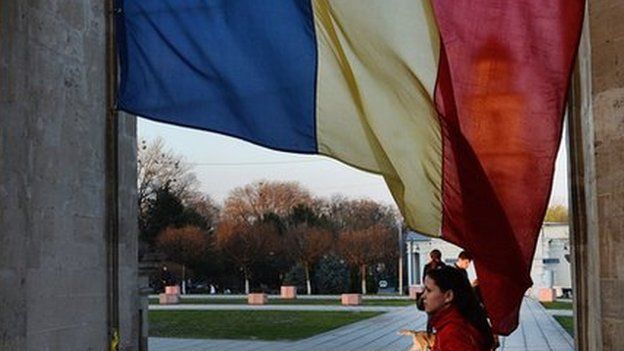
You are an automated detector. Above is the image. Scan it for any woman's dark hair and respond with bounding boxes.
[426,266,494,349]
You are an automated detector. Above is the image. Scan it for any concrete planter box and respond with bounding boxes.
[538,288,556,302]
[159,285,181,304]
[409,285,423,300]
[341,293,362,306]
[158,293,179,304]
[165,285,180,295]
[280,286,297,299]
[248,293,268,305]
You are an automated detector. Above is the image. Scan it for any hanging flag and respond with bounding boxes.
[116,0,584,334]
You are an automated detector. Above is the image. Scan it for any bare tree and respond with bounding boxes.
[137,137,200,212]
[186,194,221,228]
[330,198,399,294]
[287,223,333,294]
[216,219,279,294]
[222,180,313,224]
[338,225,393,294]
[156,226,210,293]
[157,226,209,263]
[326,197,398,231]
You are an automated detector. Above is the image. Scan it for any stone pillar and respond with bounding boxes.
[0,2,138,350]
[569,1,624,350]
[398,226,403,295]
[406,242,413,286]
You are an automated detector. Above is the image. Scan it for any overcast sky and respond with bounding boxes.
[137,117,569,208]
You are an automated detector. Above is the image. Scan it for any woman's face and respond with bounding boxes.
[422,275,453,315]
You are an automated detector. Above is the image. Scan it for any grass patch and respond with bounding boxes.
[554,316,574,336]
[149,298,247,305]
[541,301,573,310]
[149,297,413,306]
[361,299,414,306]
[149,310,382,340]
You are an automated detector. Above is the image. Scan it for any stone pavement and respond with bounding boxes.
[547,309,574,317]
[499,299,573,351]
[149,298,574,351]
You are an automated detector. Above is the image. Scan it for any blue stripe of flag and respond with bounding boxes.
[116,0,318,153]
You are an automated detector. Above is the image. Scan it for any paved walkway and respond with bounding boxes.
[547,309,574,317]
[149,298,573,351]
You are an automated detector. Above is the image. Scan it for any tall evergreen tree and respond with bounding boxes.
[139,185,186,246]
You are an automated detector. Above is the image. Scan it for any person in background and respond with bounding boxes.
[422,266,495,351]
[454,250,473,281]
[423,249,446,279]
[160,265,176,291]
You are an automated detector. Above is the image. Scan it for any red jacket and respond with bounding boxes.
[430,306,490,351]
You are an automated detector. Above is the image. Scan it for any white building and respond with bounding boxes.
[404,231,478,285]
[530,223,572,297]
[405,222,571,298]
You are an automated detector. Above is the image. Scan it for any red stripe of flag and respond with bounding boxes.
[431,0,585,335]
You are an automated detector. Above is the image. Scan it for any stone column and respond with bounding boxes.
[0,2,138,350]
[406,242,413,286]
[569,0,624,350]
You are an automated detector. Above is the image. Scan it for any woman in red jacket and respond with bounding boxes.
[422,266,495,351]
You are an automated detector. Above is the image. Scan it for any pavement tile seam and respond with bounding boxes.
[370,314,426,350]
[524,302,553,349]
[334,311,425,351]
[536,300,574,349]
[346,310,427,350]
[288,310,407,350]
[293,308,418,350]
[527,299,573,348]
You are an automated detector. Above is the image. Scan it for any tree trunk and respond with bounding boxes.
[244,269,250,294]
[181,265,186,295]
[305,263,312,295]
[360,264,367,295]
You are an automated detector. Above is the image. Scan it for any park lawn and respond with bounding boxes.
[361,299,414,306]
[149,298,247,305]
[554,316,574,336]
[149,298,413,306]
[149,310,382,340]
[541,301,573,310]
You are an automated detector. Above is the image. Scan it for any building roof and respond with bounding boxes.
[405,230,432,242]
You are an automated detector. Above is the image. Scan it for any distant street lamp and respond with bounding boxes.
[397,222,403,295]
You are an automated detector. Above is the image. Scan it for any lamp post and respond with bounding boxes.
[406,241,413,287]
[398,223,403,295]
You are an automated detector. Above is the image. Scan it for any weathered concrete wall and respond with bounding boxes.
[119,110,140,351]
[0,2,138,351]
[571,0,624,350]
